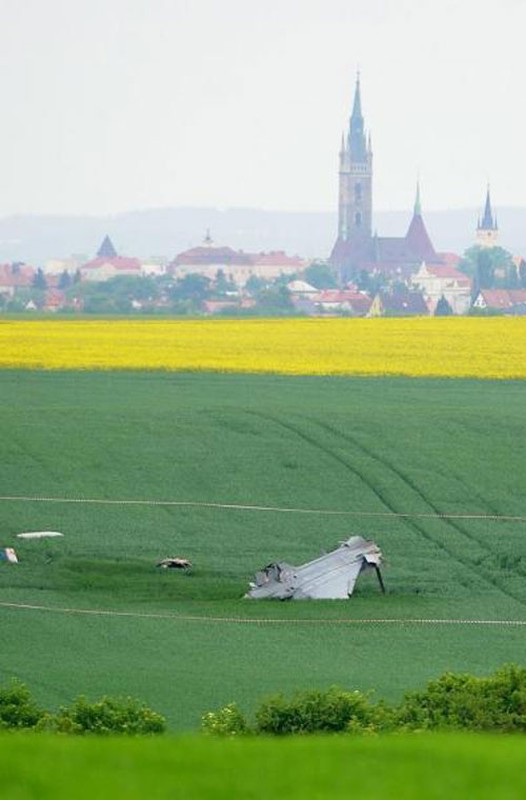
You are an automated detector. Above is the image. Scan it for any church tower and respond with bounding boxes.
[338,74,373,244]
[476,186,498,248]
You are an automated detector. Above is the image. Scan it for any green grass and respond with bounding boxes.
[0,371,525,729]
[2,733,526,799]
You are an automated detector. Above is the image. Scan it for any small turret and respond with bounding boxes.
[476,185,499,248]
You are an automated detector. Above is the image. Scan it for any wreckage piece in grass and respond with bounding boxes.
[246,536,384,600]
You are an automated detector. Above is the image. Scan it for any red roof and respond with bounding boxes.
[437,252,461,268]
[478,289,526,308]
[0,263,35,287]
[82,256,141,272]
[172,246,251,267]
[250,251,304,267]
[420,263,471,284]
[405,213,437,262]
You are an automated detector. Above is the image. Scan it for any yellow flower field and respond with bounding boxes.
[0,317,525,379]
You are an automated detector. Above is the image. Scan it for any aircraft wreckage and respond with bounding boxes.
[246,536,384,600]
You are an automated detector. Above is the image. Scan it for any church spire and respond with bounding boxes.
[351,72,363,121]
[348,72,367,162]
[414,180,422,216]
[480,185,497,230]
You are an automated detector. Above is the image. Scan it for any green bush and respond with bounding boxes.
[396,664,526,732]
[52,695,166,735]
[0,680,46,730]
[254,687,385,735]
[201,703,248,736]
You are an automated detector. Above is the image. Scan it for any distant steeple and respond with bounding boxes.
[414,181,422,216]
[480,185,497,230]
[204,228,213,246]
[97,235,117,258]
[351,71,363,120]
[476,185,499,247]
[348,72,367,162]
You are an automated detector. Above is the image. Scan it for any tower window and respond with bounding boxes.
[354,183,362,202]
[355,212,362,227]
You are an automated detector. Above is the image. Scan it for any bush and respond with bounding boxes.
[0,680,46,730]
[396,664,526,732]
[254,687,385,735]
[201,703,248,736]
[52,695,166,735]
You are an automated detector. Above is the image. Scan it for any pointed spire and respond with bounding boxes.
[351,71,363,120]
[204,228,213,246]
[480,185,496,230]
[348,71,367,162]
[97,235,117,258]
[414,181,422,216]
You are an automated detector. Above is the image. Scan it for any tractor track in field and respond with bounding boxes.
[244,410,525,607]
[307,416,526,606]
[2,600,526,627]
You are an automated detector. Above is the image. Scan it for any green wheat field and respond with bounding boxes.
[1,369,526,798]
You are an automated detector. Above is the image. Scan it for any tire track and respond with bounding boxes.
[310,417,526,604]
[244,410,524,606]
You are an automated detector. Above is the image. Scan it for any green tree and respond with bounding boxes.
[170,274,212,303]
[435,295,453,316]
[58,270,72,290]
[32,268,47,290]
[214,269,237,296]
[459,245,515,293]
[303,261,338,289]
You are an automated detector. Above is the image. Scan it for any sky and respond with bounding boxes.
[0,0,525,216]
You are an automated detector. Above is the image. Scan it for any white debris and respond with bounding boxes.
[17,531,64,540]
[1,547,19,564]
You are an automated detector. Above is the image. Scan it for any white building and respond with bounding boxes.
[411,261,472,315]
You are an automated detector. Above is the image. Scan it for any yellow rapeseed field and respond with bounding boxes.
[0,317,525,379]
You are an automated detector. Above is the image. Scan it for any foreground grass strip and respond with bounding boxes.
[1,733,526,800]
[1,317,526,377]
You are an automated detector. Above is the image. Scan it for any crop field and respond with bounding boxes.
[1,317,526,378]
[1,370,526,729]
[2,733,526,800]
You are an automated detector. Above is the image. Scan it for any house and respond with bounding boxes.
[368,287,429,317]
[0,263,35,297]
[472,289,526,314]
[80,236,142,282]
[312,289,372,316]
[411,262,471,315]
[168,233,306,287]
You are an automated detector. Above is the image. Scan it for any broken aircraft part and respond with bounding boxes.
[246,536,384,600]
[156,558,193,570]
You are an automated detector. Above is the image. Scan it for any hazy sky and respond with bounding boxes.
[0,0,524,216]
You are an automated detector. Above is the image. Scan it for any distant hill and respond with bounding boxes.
[0,206,525,266]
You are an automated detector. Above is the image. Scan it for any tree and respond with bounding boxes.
[214,269,237,296]
[459,245,515,293]
[58,270,72,290]
[170,274,211,304]
[32,268,47,290]
[435,295,453,316]
[303,261,337,289]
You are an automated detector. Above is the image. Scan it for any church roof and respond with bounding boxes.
[405,212,438,263]
[97,235,118,258]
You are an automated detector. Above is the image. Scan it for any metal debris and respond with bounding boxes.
[246,536,384,600]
